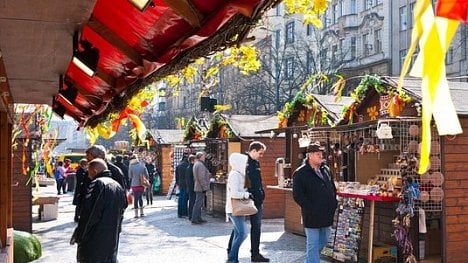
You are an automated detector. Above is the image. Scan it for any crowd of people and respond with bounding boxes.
[53,139,336,263]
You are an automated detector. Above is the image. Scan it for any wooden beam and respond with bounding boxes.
[0,111,10,248]
[87,17,143,66]
[162,0,204,28]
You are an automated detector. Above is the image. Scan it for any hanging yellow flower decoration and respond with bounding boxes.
[284,0,330,29]
[367,106,379,121]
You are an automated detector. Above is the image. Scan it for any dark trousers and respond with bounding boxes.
[228,204,263,256]
[177,188,188,217]
[145,182,154,205]
[187,190,196,220]
[56,178,64,194]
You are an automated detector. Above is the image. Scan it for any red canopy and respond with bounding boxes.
[53,0,275,126]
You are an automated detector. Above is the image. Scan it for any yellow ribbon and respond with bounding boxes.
[398,0,462,174]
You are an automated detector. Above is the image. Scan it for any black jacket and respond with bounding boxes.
[107,161,127,190]
[72,170,127,263]
[185,163,195,193]
[145,162,156,183]
[72,166,87,206]
[176,159,189,191]
[246,154,265,207]
[292,162,337,228]
[114,161,129,190]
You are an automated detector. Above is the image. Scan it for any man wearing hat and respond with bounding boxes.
[292,141,337,263]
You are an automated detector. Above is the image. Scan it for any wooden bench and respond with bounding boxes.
[32,196,60,221]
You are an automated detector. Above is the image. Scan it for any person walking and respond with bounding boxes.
[176,153,189,218]
[128,155,149,218]
[145,156,156,205]
[227,141,269,262]
[293,141,337,263]
[114,155,130,191]
[54,161,66,195]
[185,154,196,221]
[70,158,127,263]
[72,159,88,222]
[225,153,252,263]
[191,151,210,224]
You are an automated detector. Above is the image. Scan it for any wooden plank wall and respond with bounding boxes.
[241,137,286,219]
[0,112,12,248]
[12,138,32,232]
[160,145,173,195]
[442,117,468,263]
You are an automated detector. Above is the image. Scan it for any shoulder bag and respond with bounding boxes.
[231,198,258,216]
[140,175,150,188]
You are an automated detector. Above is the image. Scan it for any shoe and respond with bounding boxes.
[251,254,270,262]
[191,221,202,225]
[199,219,207,223]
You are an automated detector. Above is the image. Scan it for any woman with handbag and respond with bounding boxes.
[225,152,254,263]
[128,155,149,218]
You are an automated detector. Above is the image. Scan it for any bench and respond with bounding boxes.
[32,196,60,221]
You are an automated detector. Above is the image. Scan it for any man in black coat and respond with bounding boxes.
[185,154,196,221]
[85,145,127,190]
[175,153,189,218]
[293,142,337,263]
[70,158,127,263]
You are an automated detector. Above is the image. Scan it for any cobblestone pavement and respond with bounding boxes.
[30,186,322,263]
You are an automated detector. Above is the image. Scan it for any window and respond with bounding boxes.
[351,37,357,58]
[332,4,338,24]
[400,6,407,31]
[375,0,382,6]
[332,45,338,64]
[409,3,415,28]
[276,3,282,16]
[275,30,281,49]
[285,21,295,44]
[446,47,454,64]
[364,0,372,10]
[158,101,166,111]
[285,57,294,79]
[321,48,328,67]
[340,0,344,16]
[400,49,407,69]
[363,33,370,56]
[350,0,357,14]
[306,51,314,73]
[374,29,382,53]
[306,24,312,36]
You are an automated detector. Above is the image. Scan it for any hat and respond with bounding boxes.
[307,141,325,153]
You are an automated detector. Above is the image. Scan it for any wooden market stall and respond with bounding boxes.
[147,129,185,195]
[183,113,285,218]
[260,92,354,236]
[268,75,468,262]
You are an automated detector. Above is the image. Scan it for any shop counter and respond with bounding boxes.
[267,185,304,236]
[207,181,226,217]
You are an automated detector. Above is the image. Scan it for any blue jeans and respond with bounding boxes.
[304,227,330,263]
[177,188,188,217]
[227,213,248,262]
[227,204,263,256]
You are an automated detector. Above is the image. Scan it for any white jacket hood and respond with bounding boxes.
[229,153,248,174]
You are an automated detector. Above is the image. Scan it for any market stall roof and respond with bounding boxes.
[313,94,354,120]
[0,0,279,126]
[386,77,468,116]
[148,129,184,144]
[223,114,283,138]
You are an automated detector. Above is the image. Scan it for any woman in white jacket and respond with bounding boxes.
[225,153,251,263]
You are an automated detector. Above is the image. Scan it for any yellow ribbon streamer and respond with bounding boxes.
[398,0,462,174]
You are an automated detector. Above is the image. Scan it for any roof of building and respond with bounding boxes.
[387,77,468,116]
[223,114,283,138]
[148,129,185,145]
[313,94,354,120]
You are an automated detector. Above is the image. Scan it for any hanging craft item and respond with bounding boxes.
[376,121,393,139]
[408,125,420,137]
[429,172,444,186]
[367,106,378,120]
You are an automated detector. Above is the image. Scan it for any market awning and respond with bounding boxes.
[51,0,279,127]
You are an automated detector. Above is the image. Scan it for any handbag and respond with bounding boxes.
[231,198,258,216]
[140,175,150,188]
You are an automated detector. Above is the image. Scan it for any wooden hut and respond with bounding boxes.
[257,92,354,236]
[148,129,185,195]
[183,113,285,219]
